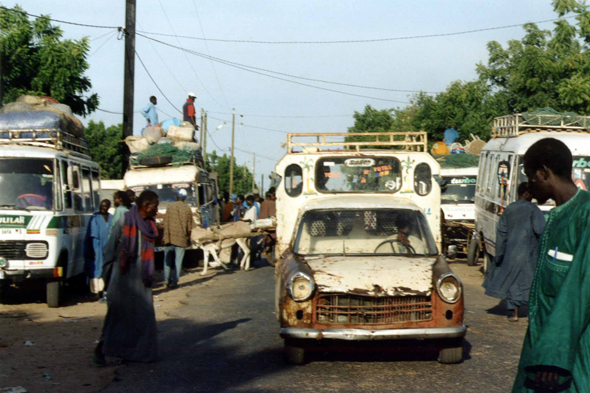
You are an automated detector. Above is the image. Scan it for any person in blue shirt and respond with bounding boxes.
[140,96,159,127]
[443,125,459,146]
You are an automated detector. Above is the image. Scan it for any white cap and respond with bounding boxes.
[177,189,188,199]
[188,92,196,97]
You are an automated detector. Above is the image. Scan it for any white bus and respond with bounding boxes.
[473,113,590,271]
[0,128,101,307]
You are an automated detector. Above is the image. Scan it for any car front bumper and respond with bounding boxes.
[280,326,466,341]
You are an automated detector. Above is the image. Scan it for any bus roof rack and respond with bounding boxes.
[0,128,91,159]
[287,132,428,153]
[493,113,590,137]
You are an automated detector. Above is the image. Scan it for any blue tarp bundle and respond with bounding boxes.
[0,110,64,131]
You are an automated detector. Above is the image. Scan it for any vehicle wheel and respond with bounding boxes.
[283,342,306,365]
[467,237,479,266]
[46,280,62,308]
[483,251,492,274]
[0,282,9,304]
[438,345,463,364]
[264,245,277,267]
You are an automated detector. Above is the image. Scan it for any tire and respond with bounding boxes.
[467,237,479,266]
[283,342,306,365]
[0,282,9,304]
[483,251,492,274]
[46,280,61,308]
[264,245,277,267]
[438,345,463,364]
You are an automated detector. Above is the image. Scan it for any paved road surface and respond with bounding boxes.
[101,260,527,392]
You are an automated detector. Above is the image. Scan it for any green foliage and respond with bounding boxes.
[85,121,122,179]
[206,150,259,195]
[0,5,98,116]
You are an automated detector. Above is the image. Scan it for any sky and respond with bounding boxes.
[3,0,559,189]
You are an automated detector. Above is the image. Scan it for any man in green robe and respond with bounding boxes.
[513,138,590,392]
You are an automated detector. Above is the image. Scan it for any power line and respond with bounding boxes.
[209,111,352,119]
[137,15,576,44]
[137,34,411,104]
[134,49,183,115]
[90,30,116,42]
[206,130,281,162]
[88,30,117,57]
[0,6,118,29]
[208,115,291,134]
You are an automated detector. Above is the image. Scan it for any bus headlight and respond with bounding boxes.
[288,272,315,302]
[0,257,7,269]
[436,273,462,303]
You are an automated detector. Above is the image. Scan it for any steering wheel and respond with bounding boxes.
[374,239,416,254]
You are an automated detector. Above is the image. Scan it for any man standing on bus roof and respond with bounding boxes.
[140,96,158,127]
[162,189,193,289]
[182,93,199,130]
[512,138,590,392]
[484,182,545,322]
[443,125,459,146]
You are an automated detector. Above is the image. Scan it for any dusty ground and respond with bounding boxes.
[0,266,218,393]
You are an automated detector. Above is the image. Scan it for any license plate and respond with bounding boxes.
[1,229,12,235]
[0,271,4,279]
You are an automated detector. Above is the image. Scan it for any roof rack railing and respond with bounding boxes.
[286,132,428,153]
[0,128,91,158]
[493,113,590,137]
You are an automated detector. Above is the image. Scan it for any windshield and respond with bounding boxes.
[0,158,54,211]
[129,183,197,208]
[315,157,402,193]
[441,176,476,204]
[293,208,438,256]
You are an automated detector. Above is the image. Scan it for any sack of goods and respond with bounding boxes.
[191,222,253,244]
[0,95,84,137]
[167,125,195,142]
[125,136,151,154]
[142,125,165,144]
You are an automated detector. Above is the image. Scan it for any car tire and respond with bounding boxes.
[46,280,61,308]
[467,237,479,266]
[483,251,492,275]
[283,342,305,365]
[438,345,463,364]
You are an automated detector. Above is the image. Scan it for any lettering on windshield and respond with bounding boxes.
[344,158,375,167]
[450,178,476,185]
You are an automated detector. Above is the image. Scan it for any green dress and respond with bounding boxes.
[513,189,590,392]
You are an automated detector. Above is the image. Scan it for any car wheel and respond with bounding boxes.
[483,251,492,274]
[46,280,62,308]
[467,237,479,266]
[438,345,463,364]
[283,341,306,365]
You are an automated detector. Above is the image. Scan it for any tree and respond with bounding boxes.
[206,150,258,195]
[85,121,122,179]
[0,6,98,115]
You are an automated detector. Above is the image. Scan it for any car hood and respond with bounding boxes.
[306,256,436,297]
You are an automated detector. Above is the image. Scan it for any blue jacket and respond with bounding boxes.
[140,103,159,126]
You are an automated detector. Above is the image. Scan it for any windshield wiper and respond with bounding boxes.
[0,204,29,212]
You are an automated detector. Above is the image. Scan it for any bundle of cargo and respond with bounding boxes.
[0,95,84,137]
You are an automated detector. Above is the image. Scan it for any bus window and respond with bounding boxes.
[497,160,511,200]
[285,164,303,197]
[82,168,93,212]
[54,160,63,211]
[71,164,84,213]
[61,161,72,209]
[91,170,100,207]
[414,163,432,196]
[315,157,402,193]
[486,155,495,194]
[477,153,487,193]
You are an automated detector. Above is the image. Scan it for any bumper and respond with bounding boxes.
[280,326,466,341]
[0,268,58,281]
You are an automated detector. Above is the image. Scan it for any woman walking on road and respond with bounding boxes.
[94,191,160,365]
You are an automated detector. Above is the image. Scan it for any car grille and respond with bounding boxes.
[315,293,432,325]
[0,241,26,259]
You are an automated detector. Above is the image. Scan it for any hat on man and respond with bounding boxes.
[188,92,196,98]
[177,189,188,199]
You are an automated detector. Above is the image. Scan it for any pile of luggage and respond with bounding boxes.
[125,118,202,167]
[0,95,84,137]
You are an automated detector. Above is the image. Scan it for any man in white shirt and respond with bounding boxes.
[241,195,260,268]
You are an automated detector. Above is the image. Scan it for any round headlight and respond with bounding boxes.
[0,257,7,268]
[288,272,314,302]
[436,273,462,303]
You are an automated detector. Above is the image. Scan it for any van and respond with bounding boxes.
[472,113,590,271]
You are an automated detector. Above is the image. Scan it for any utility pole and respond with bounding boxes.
[203,112,208,164]
[252,153,256,192]
[199,108,204,144]
[261,174,264,196]
[229,109,235,195]
[122,0,136,177]
[0,52,4,107]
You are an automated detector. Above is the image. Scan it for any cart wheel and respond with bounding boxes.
[467,237,479,266]
[483,251,492,274]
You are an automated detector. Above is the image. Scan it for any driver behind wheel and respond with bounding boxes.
[396,219,413,253]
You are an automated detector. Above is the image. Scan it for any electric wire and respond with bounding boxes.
[90,30,116,42]
[88,30,117,57]
[209,111,352,119]
[137,34,411,104]
[208,115,291,134]
[0,6,118,29]
[137,15,576,44]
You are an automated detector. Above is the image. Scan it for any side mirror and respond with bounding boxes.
[433,174,448,189]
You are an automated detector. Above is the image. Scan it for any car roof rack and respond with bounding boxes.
[286,132,428,153]
[0,128,91,159]
[493,113,590,137]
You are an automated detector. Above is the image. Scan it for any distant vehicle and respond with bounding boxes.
[473,112,590,272]
[440,164,478,259]
[0,122,101,307]
[124,160,218,249]
[99,179,124,215]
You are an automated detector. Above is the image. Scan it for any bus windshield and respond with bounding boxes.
[441,176,476,204]
[129,183,197,208]
[315,157,402,193]
[0,158,54,211]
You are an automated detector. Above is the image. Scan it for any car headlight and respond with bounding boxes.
[26,243,48,259]
[0,257,7,268]
[288,272,315,302]
[436,273,462,303]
